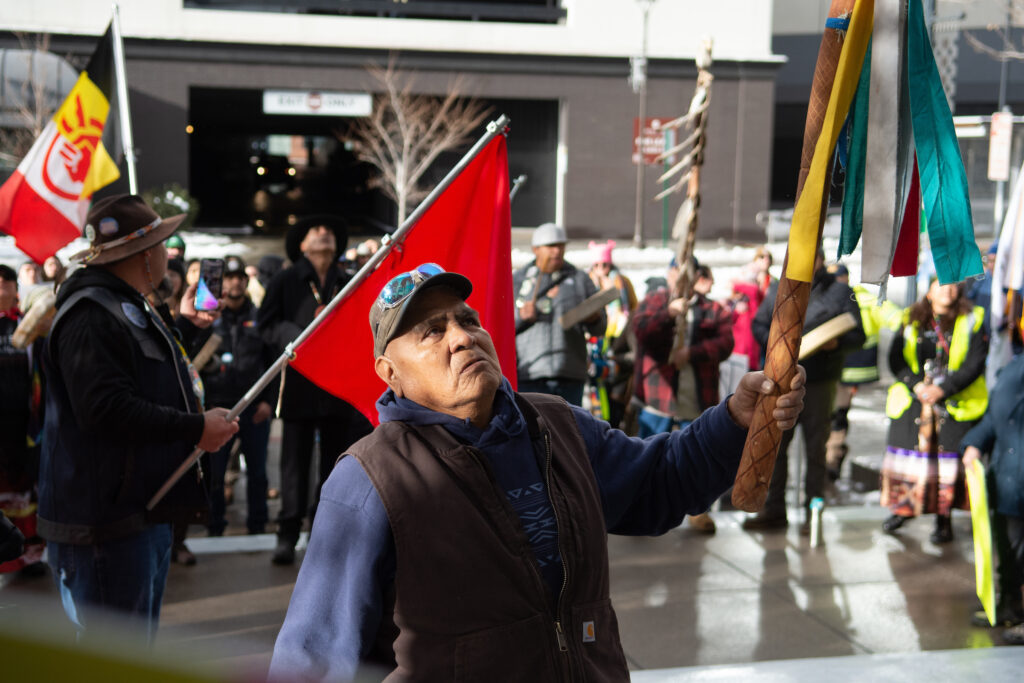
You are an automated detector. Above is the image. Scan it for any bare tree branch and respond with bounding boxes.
[962,1,1024,63]
[0,32,57,162]
[337,53,493,225]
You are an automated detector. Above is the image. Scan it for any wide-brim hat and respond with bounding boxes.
[370,265,473,357]
[286,215,348,263]
[72,194,184,266]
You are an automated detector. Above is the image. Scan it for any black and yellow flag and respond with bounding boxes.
[0,23,122,262]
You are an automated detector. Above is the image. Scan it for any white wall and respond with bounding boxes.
[2,0,778,63]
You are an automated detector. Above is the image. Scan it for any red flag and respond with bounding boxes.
[0,25,122,263]
[290,135,514,425]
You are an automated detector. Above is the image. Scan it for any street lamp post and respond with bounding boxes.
[631,0,654,249]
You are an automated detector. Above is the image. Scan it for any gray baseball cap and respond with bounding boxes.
[369,263,473,357]
[531,222,568,247]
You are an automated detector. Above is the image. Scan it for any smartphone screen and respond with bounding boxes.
[195,258,224,311]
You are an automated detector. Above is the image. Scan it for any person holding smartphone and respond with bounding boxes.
[37,195,239,640]
[181,256,274,537]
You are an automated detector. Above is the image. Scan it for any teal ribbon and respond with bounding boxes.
[907,0,982,283]
[840,37,872,259]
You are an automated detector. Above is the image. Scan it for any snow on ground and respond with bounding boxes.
[1,231,251,273]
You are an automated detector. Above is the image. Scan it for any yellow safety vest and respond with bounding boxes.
[885,306,988,422]
[853,285,882,346]
[840,286,884,384]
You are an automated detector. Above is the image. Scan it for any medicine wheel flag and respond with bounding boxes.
[0,24,122,264]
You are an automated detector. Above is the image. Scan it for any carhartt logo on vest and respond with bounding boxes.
[583,621,596,643]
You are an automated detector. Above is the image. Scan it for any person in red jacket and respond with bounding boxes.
[729,246,774,370]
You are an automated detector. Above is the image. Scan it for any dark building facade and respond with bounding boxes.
[2,2,782,242]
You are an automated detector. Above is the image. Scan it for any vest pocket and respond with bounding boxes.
[570,599,630,682]
[453,613,552,681]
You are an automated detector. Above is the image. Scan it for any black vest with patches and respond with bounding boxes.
[38,286,207,544]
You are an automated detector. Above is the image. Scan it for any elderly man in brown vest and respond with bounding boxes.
[270,263,806,682]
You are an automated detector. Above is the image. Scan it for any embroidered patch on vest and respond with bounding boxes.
[582,621,595,643]
[121,302,148,329]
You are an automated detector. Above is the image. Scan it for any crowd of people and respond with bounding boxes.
[507,226,1022,648]
[1,197,1023,676]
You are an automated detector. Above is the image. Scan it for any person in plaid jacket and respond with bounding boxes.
[631,262,734,533]
[633,261,734,432]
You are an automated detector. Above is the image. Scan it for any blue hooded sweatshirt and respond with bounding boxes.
[270,378,747,682]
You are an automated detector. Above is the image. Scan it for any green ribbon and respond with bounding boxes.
[840,37,872,258]
[907,0,982,283]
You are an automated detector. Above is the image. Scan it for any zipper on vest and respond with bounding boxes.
[544,431,572,658]
[554,619,569,652]
[145,300,193,411]
[145,301,203,482]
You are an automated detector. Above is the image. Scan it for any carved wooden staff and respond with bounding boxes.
[657,39,713,365]
[732,0,857,511]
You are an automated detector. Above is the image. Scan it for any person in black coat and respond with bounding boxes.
[258,216,373,565]
[180,256,276,537]
[38,195,238,640]
[962,352,1024,640]
[742,250,865,532]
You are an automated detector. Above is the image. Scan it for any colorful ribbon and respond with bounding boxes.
[787,0,874,282]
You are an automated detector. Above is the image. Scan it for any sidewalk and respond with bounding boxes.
[612,507,1000,672]
[3,505,1015,681]
[5,230,1004,678]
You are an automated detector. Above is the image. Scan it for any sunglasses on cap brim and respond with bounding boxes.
[375,263,445,310]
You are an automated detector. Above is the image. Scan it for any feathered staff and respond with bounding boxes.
[659,39,713,393]
[732,0,982,511]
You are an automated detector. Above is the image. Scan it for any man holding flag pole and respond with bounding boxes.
[38,194,238,641]
[241,115,803,680]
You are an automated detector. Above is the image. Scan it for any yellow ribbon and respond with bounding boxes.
[786,0,875,282]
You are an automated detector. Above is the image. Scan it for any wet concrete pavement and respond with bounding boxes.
[3,235,1018,678]
[3,503,1018,680]
[3,363,1015,680]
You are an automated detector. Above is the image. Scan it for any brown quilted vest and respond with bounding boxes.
[348,392,630,682]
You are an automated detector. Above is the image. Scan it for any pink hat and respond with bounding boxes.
[588,239,615,265]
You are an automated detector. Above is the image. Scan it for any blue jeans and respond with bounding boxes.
[517,378,585,407]
[208,403,270,535]
[48,523,172,643]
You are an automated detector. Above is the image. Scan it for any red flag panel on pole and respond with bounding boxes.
[289,135,514,425]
